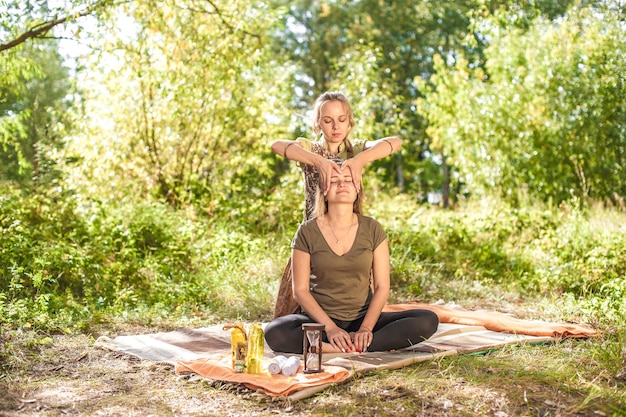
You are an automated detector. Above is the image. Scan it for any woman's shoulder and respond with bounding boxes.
[358,214,386,234]
[357,213,381,227]
[295,137,313,151]
[302,217,318,226]
[350,138,368,152]
[293,218,322,248]
[357,214,387,245]
[297,217,320,233]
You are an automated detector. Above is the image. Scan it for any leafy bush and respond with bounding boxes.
[2,181,624,331]
[373,193,625,326]
[0,181,292,329]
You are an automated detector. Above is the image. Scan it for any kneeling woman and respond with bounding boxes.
[265,168,438,354]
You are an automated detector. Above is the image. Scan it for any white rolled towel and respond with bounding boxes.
[267,355,287,375]
[280,355,301,376]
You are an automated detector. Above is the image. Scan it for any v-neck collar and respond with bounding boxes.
[315,213,360,257]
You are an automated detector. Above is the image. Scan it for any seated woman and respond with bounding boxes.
[264,167,438,354]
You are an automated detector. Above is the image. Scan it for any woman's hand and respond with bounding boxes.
[325,326,355,353]
[352,327,373,353]
[315,157,342,195]
[341,157,365,192]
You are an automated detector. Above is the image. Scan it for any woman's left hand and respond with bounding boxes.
[341,158,365,192]
[352,328,373,353]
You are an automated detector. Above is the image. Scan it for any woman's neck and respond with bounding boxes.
[325,204,355,225]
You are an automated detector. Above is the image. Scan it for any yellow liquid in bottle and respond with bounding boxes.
[246,323,264,374]
[229,322,247,373]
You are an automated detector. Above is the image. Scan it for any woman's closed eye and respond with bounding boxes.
[322,117,347,124]
[330,177,353,185]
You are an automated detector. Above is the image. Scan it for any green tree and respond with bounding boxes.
[419,4,626,205]
[272,0,579,200]
[61,0,293,214]
[1,0,116,188]
[0,43,73,186]
[274,0,478,195]
[0,0,111,52]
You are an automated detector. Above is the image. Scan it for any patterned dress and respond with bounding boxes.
[273,137,366,318]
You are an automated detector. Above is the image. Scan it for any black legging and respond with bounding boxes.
[264,309,439,354]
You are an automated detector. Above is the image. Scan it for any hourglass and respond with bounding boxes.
[302,323,325,373]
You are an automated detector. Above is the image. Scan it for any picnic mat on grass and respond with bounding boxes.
[95,303,597,400]
[382,302,597,338]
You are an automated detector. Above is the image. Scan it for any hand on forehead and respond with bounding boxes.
[331,167,354,182]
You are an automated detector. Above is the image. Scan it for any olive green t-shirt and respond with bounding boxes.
[291,214,387,321]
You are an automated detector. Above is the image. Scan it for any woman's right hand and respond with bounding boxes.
[325,326,354,353]
[315,157,342,195]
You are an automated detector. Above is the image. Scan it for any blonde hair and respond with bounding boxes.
[311,92,356,158]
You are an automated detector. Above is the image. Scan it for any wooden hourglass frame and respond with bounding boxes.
[302,323,325,373]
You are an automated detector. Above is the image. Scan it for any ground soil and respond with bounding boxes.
[1,325,303,417]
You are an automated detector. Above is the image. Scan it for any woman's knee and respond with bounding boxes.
[264,321,301,353]
[423,310,439,336]
[404,309,439,338]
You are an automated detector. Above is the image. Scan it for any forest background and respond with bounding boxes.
[1,1,626,416]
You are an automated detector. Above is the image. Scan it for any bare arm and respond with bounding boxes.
[352,239,391,352]
[271,140,318,165]
[341,136,403,191]
[271,140,342,195]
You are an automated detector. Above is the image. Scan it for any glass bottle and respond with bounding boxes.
[246,322,264,374]
[224,322,247,373]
